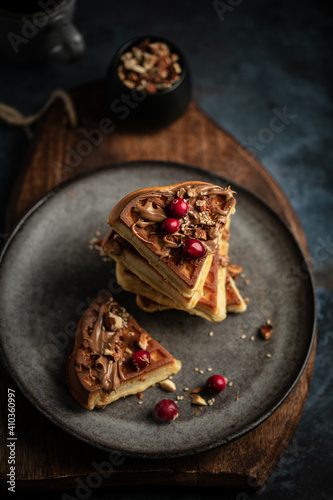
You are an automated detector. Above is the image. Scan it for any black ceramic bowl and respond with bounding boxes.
[105,35,192,129]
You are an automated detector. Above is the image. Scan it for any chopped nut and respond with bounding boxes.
[227,264,243,277]
[159,379,176,392]
[127,71,139,82]
[260,324,273,340]
[199,370,204,375]
[132,46,143,62]
[138,401,143,405]
[195,228,207,240]
[184,387,189,391]
[146,81,157,93]
[228,381,233,387]
[109,312,123,330]
[123,58,137,70]
[155,82,172,90]
[244,279,250,285]
[173,62,182,74]
[192,395,207,406]
[250,336,255,341]
[267,319,272,325]
[191,387,202,394]
[240,273,246,278]
[137,392,143,399]
[241,334,246,339]
[171,53,179,62]
[177,187,186,198]
[132,64,145,74]
[136,79,148,91]
[207,400,214,406]
[235,391,240,402]
[199,212,215,225]
[124,347,132,355]
[244,297,250,303]
[266,353,272,358]
[224,377,228,384]
[104,349,114,356]
[137,332,149,350]
[123,79,136,89]
[142,52,158,70]
[194,367,199,372]
[120,51,132,61]
[207,368,213,372]
[176,395,184,401]
[209,331,214,337]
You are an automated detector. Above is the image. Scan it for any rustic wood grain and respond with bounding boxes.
[1,81,316,493]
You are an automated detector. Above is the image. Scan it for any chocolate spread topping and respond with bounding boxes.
[72,294,174,397]
[130,183,235,259]
[75,296,129,393]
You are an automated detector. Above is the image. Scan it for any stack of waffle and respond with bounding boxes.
[103,181,247,322]
[67,181,247,410]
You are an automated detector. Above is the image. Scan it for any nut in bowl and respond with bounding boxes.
[105,35,192,129]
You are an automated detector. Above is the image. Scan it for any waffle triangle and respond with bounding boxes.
[66,293,181,410]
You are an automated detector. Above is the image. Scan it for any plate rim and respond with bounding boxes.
[0,160,317,458]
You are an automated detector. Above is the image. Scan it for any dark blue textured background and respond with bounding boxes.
[0,0,332,499]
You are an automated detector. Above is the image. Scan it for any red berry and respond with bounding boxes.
[153,399,179,422]
[132,350,150,369]
[182,238,206,259]
[206,375,226,394]
[160,217,179,234]
[168,198,188,219]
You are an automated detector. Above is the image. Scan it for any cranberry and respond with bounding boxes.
[153,399,179,422]
[182,238,206,259]
[132,350,150,370]
[168,198,188,219]
[160,217,179,234]
[206,375,226,394]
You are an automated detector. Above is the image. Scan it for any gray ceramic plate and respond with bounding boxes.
[0,161,316,458]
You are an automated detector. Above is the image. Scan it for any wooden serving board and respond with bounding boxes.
[1,81,316,492]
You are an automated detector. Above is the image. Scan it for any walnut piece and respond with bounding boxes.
[260,324,273,340]
[195,228,207,240]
